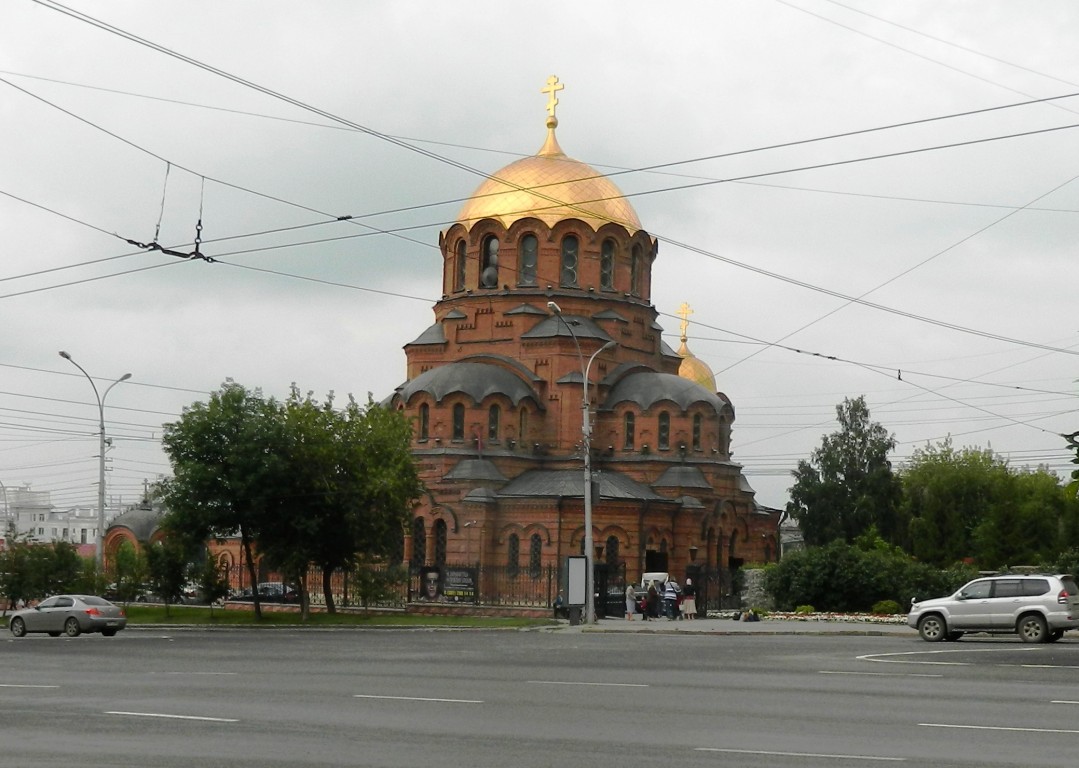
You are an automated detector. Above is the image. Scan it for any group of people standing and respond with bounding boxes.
[625,577,697,620]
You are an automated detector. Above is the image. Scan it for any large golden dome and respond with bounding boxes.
[457,119,642,233]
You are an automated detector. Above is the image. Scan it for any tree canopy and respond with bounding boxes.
[159,381,421,617]
[786,396,903,547]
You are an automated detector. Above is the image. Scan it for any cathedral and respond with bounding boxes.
[388,78,779,612]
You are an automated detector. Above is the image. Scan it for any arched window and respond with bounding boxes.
[454,239,466,292]
[433,519,448,566]
[411,517,426,568]
[419,403,429,441]
[560,235,579,287]
[692,413,701,451]
[600,239,615,290]
[519,408,528,443]
[488,404,500,442]
[605,536,619,568]
[452,403,465,440]
[623,412,635,450]
[658,412,670,450]
[519,234,538,286]
[480,235,499,288]
[508,533,520,577]
[529,533,542,578]
[630,244,642,295]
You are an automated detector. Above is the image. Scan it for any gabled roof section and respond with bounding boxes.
[406,322,447,346]
[443,308,467,319]
[521,314,614,343]
[445,459,508,482]
[505,303,548,316]
[593,309,629,323]
[653,466,712,489]
[497,469,665,501]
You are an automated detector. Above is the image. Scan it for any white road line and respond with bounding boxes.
[920,723,1079,734]
[526,680,648,687]
[106,711,238,723]
[162,671,238,676]
[819,671,943,678]
[696,747,905,761]
[353,694,483,704]
[0,684,60,688]
[1051,700,1079,705]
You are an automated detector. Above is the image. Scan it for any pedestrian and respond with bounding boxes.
[681,578,697,619]
[646,581,660,620]
[625,583,637,620]
[663,577,681,620]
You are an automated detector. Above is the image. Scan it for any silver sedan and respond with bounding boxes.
[8,594,127,638]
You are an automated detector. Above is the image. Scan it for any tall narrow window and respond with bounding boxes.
[630,244,642,295]
[519,234,538,286]
[419,403,429,441]
[508,533,520,577]
[454,239,466,292]
[411,517,426,568]
[560,235,579,287]
[434,519,448,566]
[480,235,499,288]
[488,404,500,442]
[600,239,615,290]
[692,413,701,451]
[606,536,619,568]
[658,411,670,450]
[519,408,528,443]
[452,403,465,440]
[623,412,635,450]
[529,534,542,578]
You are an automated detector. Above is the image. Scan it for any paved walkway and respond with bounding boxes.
[572,615,916,636]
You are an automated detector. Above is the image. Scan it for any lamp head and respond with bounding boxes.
[600,340,617,353]
[58,350,72,360]
[120,373,132,382]
[547,301,562,314]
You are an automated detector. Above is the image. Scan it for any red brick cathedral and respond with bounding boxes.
[388,77,778,609]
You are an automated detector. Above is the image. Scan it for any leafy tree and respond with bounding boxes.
[786,396,903,547]
[0,537,88,611]
[112,541,147,603]
[257,389,422,615]
[144,539,189,616]
[159,381,289,620]
[1066,430,1079,501]
[192,554,230,616]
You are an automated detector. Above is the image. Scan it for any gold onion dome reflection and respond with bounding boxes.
[456,117,642,232]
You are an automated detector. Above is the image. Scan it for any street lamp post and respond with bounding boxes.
[548,301,617,624]
[58,351,131,569]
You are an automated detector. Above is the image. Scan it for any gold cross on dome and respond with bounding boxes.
[677,302,694,339]
[541,75,564,118]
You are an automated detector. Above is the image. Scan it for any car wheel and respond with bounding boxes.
[918,614,947,642]
[1047,629,1064,643]
[10,617,26,638]
[63,617,82,638]
[1018,614,1048,643]
[945,631,964,642]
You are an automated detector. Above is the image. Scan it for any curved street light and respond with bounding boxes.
[548,301,617,624]
[59,351,131,569]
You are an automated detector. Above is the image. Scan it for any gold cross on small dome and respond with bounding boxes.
[541,75,564,119]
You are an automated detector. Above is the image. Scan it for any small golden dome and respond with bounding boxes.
[456,106,641,232]
[678,340,717,392]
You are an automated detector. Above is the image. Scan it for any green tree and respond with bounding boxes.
[786,396,903,547]
[112,541,147,603]
[0,537,88,611]
[159,381,289,620]
[144,539,189,616]
[192,554,230,616]
[257,389,421,615]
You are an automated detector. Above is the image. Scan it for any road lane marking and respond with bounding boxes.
[526,680,648,687]
[353,695,483,704]
[696,748,904,761]
[1051,700,1079,705]
[106,711,238,722]
[819,671,943,678]
[162,671,238,676]
[0,684,60,688]
[920,723,1079,734]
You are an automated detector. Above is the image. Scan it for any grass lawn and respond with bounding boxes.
[121,604,556,629]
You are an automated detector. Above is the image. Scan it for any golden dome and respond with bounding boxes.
[675,302,716,391]
[456,119,642,233]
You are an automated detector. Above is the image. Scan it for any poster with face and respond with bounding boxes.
[420,566,442,601]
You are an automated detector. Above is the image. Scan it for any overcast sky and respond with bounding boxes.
[2,0,1077,514]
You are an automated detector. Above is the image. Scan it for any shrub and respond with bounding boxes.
[794,604,815,614]
[871,599,902,615]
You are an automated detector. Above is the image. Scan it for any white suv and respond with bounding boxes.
[908,574,1079,643]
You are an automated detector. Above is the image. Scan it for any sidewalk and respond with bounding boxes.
[573,615,916,636]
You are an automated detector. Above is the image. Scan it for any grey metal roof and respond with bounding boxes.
[456,354,543,383]
[660,339,680,358]
[653,465,712,489]
[443,309,467,319]
[677,495,705,509]
[739,475,757,495]
[505,303,548,316]
[445,459,508,482]
[463,487,500,503]
[497,469,665,501]
[593,309,629,323]
[521,314,614,343]
[603,371,729,413]
[395,362,540,407]
[108,505,163,542]
[407,322,447,346]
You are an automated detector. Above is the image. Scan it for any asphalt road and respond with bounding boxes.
[3,626,1079,767]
